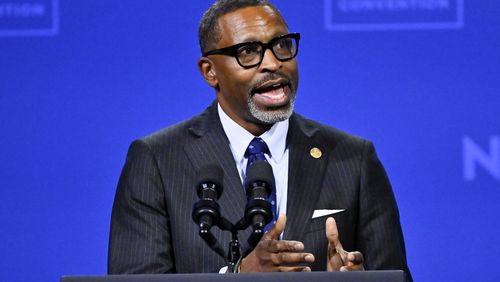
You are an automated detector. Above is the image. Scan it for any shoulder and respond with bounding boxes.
[128,108,208,157]
[141,118,193,147]
[291,113,371,150]
[120,118,193,165]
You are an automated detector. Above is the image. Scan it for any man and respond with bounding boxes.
[108,0,411,279]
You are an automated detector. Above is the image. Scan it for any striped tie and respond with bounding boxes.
[245,137,277,231]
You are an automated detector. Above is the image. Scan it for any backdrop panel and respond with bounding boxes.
[0,1,498,281]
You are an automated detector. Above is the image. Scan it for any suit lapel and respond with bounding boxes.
[183,103,247,226]
[284,114,330,241]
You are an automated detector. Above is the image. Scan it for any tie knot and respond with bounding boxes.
[245,137,270,157]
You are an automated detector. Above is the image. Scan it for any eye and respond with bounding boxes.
[275,38,293,50]
[237,44,260,56]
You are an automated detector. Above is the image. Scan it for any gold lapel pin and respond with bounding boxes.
[310,147,322,159]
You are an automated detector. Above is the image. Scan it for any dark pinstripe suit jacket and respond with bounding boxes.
[108,103,411,278]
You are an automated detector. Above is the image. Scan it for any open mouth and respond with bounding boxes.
[251,80,291,107]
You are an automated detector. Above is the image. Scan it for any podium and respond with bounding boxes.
[62,271,405,282]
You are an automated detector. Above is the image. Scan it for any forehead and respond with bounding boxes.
[217,6,288,46]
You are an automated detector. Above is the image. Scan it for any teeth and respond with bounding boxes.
[260,87,285,100]
[269,92,285,100]
[272,83,281,88]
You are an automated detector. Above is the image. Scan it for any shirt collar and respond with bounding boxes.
[218,103,288,163]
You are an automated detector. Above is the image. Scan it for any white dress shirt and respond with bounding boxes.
[217,103,289,221]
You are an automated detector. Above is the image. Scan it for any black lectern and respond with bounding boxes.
[62,271,405,282]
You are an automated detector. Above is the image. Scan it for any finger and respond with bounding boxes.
[325,217,343,249]
[340,264,364,271]
[267,240,304,253]
[326,250,345,272]
[271,252,315,265]
[264,214,286,240]
[277,266,312,272]
[347,251,364,265]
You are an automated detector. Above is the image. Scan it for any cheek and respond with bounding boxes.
[221,70,256,93]
[286,61,299,88]
[215,58,254,89]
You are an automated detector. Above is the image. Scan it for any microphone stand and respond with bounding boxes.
[206,217,252,273]
[193,161,272,272]
[195,213,263,273]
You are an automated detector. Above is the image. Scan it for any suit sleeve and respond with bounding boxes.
[108,139,174,274]
[357,141,412,281]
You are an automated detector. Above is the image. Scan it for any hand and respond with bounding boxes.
[326,217,364,271]
[240,214,315,272]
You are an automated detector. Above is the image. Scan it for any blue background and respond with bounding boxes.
[1,1,499,281]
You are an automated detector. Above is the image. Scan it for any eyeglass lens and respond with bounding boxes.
[236,36,297,67]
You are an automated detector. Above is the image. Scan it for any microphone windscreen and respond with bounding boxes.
[246,161,274,189]
[196,164,224,195]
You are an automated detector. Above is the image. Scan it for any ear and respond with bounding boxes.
[198,57,218,88]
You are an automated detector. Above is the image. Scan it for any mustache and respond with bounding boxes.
[250,71,293,94]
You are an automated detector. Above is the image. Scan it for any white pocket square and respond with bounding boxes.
[312,209,345,219]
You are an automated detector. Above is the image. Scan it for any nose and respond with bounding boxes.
[259,48,281,72]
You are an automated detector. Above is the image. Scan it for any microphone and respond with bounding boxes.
[245,160,274,247]
[192,164,223,240]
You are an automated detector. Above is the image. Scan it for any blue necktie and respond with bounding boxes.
[245,137,277,232]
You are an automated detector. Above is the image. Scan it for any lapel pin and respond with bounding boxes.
[310,147,322,159]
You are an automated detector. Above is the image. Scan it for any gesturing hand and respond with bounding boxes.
[326,217,365,271]
[240,214,315,272]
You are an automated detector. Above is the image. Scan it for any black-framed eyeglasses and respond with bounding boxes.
[203,33,300,68]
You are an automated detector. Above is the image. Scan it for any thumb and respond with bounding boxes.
[263,214,286,240]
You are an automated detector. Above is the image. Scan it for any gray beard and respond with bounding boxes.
[248,94,296,124]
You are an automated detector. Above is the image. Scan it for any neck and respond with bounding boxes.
[243,122,272,136]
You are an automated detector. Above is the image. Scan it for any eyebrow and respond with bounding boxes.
[233,33,289,45]
[235,37,260,44]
